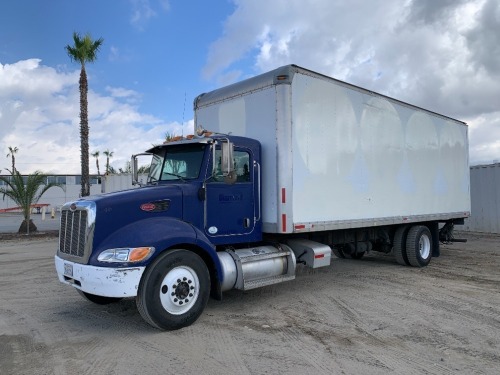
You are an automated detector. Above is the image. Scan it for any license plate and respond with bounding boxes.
[64,263,73,277]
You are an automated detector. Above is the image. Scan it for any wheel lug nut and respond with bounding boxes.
[185,299,189,303]
[188,280,192,284]
[189,293,193,297]
[177,279,181,283]
[183,277,187,281]
[179,301,183,305]
[174,298,178,302]
[172,285,177,289]
[190,286,194,290]
[171,292,175,296]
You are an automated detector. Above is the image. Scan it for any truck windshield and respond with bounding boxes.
[148,144,206,183]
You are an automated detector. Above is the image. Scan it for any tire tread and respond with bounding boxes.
[393,226,410,266]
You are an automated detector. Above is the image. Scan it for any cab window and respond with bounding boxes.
[212,149,251,183]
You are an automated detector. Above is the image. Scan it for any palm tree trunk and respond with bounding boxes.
[80,66,90,197]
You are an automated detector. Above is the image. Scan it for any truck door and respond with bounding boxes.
[205,147,257,240]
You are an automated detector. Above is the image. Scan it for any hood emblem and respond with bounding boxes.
[140,199,170,213]
[140,203,156,212]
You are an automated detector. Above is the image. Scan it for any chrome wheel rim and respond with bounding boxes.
[159,266,199,315]
[419,235,431,259]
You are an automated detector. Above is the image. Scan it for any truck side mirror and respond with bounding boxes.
[131,155,140,185]
[217,139,237,184]
[131,153,152,186]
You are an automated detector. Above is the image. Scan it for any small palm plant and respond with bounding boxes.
[0,171,63,234]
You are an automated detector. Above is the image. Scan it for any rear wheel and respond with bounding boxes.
[343,243,366,259]
[77,290,122,305]
[348,251,365,259]
[406,225,432,267]
[136,249,210,330]
[393,226,410,266]
[331,246,346,258]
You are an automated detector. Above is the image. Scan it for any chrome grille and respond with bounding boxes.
[59,209,88,257]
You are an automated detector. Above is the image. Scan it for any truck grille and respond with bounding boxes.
[59,209,88,257]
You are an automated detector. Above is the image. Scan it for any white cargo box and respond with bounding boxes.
[195,65,470,234]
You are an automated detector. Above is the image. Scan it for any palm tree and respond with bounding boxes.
[118,161,132,174]
[92,151,101,175]
[0,171,62,234]
[65,32,104,197]
[6,146,19,174]
[103,149,114,174]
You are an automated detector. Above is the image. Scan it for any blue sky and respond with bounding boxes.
[1,0,499,174]
[1,0,233,122]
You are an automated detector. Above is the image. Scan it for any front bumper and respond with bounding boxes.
[55,255,146,298]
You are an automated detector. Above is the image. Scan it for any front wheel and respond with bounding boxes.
[136,249,210,330]
[406,225,432,267]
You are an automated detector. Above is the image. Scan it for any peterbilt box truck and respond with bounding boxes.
[55,65,470,330]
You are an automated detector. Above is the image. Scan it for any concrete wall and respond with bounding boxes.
[462,163,500,234]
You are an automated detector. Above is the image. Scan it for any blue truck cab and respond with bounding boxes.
[55,133,299,330]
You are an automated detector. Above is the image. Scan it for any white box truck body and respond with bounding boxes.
[194,64,470,234]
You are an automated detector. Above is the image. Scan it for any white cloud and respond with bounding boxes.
[468,111,500,165]
[203,0,500,164]
[105,86,142,103]
[129,0,171,30]
[0,59,187,175]
[130,0,157,29]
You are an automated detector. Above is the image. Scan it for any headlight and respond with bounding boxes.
[98,247,155,263]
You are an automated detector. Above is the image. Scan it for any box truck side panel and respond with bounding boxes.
[289,72,470,228]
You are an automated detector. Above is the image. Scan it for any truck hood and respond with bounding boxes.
[81,185,184,248]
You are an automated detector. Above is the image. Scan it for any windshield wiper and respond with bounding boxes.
[162,172,186,183]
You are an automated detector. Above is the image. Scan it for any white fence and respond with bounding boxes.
[0,174,146,213]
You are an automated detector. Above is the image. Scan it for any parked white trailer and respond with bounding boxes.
[194,64,470,236]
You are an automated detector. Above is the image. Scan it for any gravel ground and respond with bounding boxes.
[0,232,499,374]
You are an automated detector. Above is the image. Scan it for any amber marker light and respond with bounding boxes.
[129,247,154,262]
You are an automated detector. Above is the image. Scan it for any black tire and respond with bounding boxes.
[406,225,432,267]
[136,249,210,330]
[77,290,123,305]
[393,226,410,266]
[343,243,365,259]
[349,251,365,259]
[331,246,346,258]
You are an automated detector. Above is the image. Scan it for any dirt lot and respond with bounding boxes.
[0,232,499,375]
